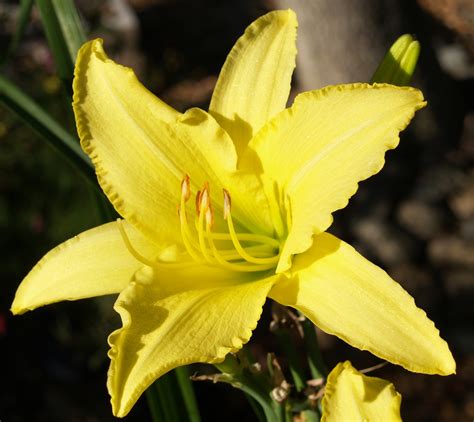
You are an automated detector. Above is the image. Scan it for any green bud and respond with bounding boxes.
[371,34,421,86]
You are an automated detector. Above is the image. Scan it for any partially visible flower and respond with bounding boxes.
[322,361,401,422]
[371,34,421,85]
[11,9,455,417]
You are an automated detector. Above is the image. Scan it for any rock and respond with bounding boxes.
[397,199,444,240]
[352,219,415,266]
[445,270,474,296]
[414,165,465,202]
[449,179,474,220]
[429,236,474,267]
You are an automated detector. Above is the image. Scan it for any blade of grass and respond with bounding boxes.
[36,0,86,92]
[36,0,74,88]
[175,366,201,422]
[0,73,95,185]
[1,0,35,65]
[51,0,86,58]
[145,388,165,422]
[153,372,185,421]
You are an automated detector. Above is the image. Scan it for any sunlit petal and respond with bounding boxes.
[73,40,247,245]
[209,10,297,156]
[269,232,455,375]
[245,83,426,271]
[108,265,276,416]
[11,221,152,314]
[322,361,402,422]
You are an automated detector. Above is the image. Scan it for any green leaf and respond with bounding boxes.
[1,0,35,65]
[36,0,86,89]
[50,0,86,60]
[36,0,73,85]
[175,367,202,422]
[371,34,421,86]
[0,73,95,184]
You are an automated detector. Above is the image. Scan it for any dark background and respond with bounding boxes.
[0,0,473,420]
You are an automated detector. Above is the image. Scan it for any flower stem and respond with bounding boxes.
[247,395,267,422]
[214,357,283,422]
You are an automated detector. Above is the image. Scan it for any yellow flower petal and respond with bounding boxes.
[209,10,297,156]
[269,232,455,375]
[73,39,242,246]
[245,83,426,272]
[108,265,276,417]
[322,361,402,422]
[11,221,152,315]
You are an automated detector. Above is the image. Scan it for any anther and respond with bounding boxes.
[195,190,202,215]
[181,174,191,202]
[205,204,214,228]
[200,183,210,211]
[223,189,231,220]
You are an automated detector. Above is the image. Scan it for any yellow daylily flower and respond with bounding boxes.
[322,361,402,422]
[11,9,455,417]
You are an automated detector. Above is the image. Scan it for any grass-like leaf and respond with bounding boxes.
[36,0,86,90]
[0,73,95,184]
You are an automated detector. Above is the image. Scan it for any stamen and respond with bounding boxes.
[181,174,191,202]
[195,190,202,216]
[223,188,231,220]
[223,189,280,265]
[177,176,280,272]
[205,204,214,229]
[197,184,215,263]
[179,176,202,262]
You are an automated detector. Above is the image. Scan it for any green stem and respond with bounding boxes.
[245,394,266,422]
[175,366,201,422]
[300,315,327,379]
[214,360,282,422]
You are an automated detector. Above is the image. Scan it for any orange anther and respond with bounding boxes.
[223,189,232,220]
[195,190,202,215]
[181,174,191,202]
[205,204,214,228]
[200,183,210,211]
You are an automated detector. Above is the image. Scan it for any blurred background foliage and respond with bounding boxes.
[0,0,473,421]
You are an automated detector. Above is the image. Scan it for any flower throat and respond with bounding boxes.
[119,175,280,273]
